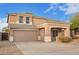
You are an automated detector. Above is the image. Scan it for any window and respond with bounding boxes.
[26,17,30,24]
[19,16,23,23]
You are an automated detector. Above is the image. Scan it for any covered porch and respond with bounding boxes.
[37,22,70,42]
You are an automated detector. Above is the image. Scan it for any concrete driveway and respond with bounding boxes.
[15,41,79,55]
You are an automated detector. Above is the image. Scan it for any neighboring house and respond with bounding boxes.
[7,13,70,42]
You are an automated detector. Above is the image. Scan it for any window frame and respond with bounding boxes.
[19,16,23,24]
[26,16,30,24]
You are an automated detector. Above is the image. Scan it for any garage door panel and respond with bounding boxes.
[13,30,38,41]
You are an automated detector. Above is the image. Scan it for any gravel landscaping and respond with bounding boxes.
[0,41,23,55]
[0,40,79,55]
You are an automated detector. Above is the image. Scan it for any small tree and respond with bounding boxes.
[70,13,79,30]
[2,27,9,32]
[70,13,79,38]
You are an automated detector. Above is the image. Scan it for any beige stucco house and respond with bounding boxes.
[7,13,70,42]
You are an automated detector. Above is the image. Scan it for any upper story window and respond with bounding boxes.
[19,16,23,23]
[26,16,30,24]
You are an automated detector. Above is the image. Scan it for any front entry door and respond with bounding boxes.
[52,30,58,41]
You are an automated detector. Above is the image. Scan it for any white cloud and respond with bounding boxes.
[44,4,58,13]
[44,6,53,13]
[0,17,8,32]
[65,4,79,15]
[44,3,79,15]
[59,6,67,11]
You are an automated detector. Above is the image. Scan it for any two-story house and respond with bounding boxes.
[7,13,70,42]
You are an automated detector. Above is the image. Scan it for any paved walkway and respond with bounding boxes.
[15,41,79,55]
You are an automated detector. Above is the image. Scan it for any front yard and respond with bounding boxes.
[15,40,79,55]
[0,40,79,55]
[0,41,23,55]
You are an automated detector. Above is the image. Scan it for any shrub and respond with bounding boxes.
[59,36,72,43]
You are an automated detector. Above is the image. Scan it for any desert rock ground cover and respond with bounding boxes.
[0,41,23,55]
[0,40,79,55]
[15,40,79,55]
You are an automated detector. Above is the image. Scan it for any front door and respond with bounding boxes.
[51,30,58,41]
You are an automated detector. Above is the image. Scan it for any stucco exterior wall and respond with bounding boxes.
[33,17,47,25]
[44,26,51,42]
[8,14,47,25]
[48,22,70,37]
[37,22,70,42]
[8,14,17,24]
[39,28,45,41]
[9,30,14,42]
[8,13,70,42]
[8,13,33,25]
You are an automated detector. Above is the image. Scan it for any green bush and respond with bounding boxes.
[59,36,72,43]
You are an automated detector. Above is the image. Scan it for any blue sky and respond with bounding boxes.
[0,3,79,31]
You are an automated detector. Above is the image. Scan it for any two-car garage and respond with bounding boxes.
[9,25,40,42]
[13,30,38,42]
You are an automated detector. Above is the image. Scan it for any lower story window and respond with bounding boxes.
[26,17,30,24]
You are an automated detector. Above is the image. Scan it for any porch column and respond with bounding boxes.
[44,26,51,42]
[64,27,70,37]
[9,30,14,42]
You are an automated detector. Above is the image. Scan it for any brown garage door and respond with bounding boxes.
[13,30,38,42]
